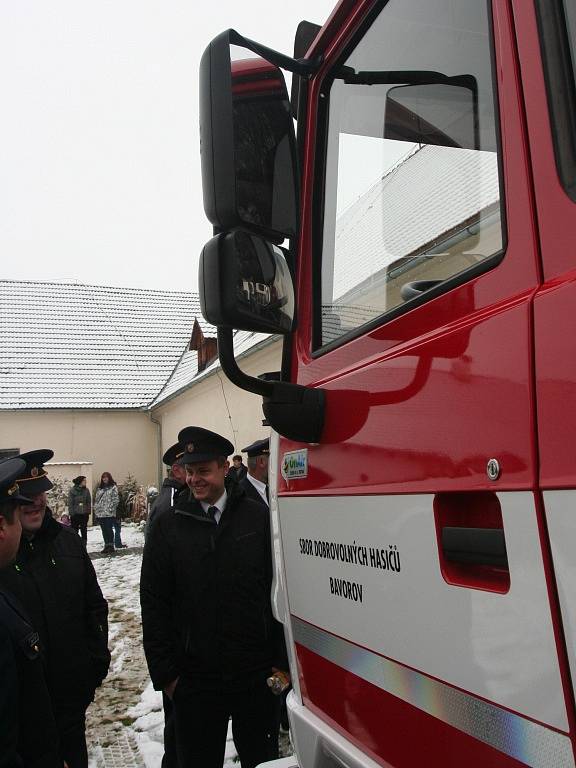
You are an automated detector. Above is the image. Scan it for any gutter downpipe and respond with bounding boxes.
[149,410,163,489]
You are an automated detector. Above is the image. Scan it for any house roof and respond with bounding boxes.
[0,280,207,409]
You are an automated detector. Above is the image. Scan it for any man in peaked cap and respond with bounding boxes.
[0,450,110,768]
[146,439,188,541]
[144,438,189,768]
[141,426,288,768]
[0,456,61,767]
[240,438,270,509]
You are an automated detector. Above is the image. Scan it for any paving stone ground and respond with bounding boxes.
[91,730,145,767]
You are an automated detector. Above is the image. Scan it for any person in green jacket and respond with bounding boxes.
[68,476,91,545]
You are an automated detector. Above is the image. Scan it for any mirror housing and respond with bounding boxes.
[200,31,299,242]
[199,231,295,335]
[385,80,479,150]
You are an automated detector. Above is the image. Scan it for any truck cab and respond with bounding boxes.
[198,2,576,766]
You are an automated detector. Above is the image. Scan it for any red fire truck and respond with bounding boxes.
[198,1,576,766]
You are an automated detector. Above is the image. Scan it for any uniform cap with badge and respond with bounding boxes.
[162,442,186,467]
[241,438,270,458]
[177,427,234,465]
[16,450,54,496]
[0,457,34,506]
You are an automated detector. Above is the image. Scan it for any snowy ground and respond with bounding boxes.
[85,522,290,767]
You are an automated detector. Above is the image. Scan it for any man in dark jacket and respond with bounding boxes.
[146,440,188,538]
[144,439,189,768]
[0,450,110,768]
[239,438,270,509]
[0,456,61,768]
[141,426,288,768]
[226,454,247,484]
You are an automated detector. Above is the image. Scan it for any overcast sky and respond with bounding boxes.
[0,1,336,292]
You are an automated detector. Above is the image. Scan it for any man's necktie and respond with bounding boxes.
[265,485,270,504]
[207,505,218,522]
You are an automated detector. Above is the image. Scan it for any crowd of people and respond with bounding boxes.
[0,425,287,768]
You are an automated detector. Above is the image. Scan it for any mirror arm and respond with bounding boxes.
[228,29,322,77]
[218,327,273,398]
[217,327,326,444]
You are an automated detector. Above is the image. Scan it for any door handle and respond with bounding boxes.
[434,492,510,593]
[441,527,508,568]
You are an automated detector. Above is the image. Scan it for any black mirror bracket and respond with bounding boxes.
[217,327,325,443]
[228,29,322,77]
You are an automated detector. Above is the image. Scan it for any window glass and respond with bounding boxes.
[564,1,576,71]
[319,0,503,347]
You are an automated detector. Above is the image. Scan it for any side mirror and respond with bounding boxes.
[199,31,298,242]
[199,230,295,335]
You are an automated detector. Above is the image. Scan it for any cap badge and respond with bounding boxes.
[31,467,39,477]
[7,483,19,496]
[186,443,194,453]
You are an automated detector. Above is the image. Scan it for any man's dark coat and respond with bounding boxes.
[147,478,187,534]
[0,589,61,768]
[239,476,269,509]
[140,484,286,692]
[0,512,110,733]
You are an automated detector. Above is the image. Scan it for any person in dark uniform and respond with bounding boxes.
[240,438,270,509]
[145,439,189,768]
[0,450,110,768]
[146,440,188,538]
[0,456,61,768]
[141,426,288,768]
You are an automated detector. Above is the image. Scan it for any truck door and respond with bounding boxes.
[278,1,576,765]
[516,0,576,740]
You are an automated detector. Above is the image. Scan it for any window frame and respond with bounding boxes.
[310,0,507,356]
[535,0,576,201]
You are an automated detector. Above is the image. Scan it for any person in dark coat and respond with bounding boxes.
[226,454,248,484]
[239,438,270,509]
[144,439,189,768]
[146,440,188,538]
[0,456,61,768]
[67,475,91,545]
[141,426,288,768]
[0,450,111,768]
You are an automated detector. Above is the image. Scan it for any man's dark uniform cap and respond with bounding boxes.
[16,449,54,495]
[0,457,34,505]
[177,427,234,465]
[241,438,270,458]
[162,442,185,467]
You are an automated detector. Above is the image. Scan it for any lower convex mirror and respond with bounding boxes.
[199,230,295,334]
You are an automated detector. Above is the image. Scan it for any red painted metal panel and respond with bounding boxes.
[296,644,534,768]
[512,1,576,488]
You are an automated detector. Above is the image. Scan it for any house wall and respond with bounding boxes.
[0,410,158,491]
[151,340,282,465]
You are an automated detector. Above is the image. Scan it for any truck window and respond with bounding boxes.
[316,0,504,349]
[536,0,576,199]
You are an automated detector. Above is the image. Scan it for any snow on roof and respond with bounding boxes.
[0,280,205,410]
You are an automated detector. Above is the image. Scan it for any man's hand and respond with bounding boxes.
[164,677,179,700]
